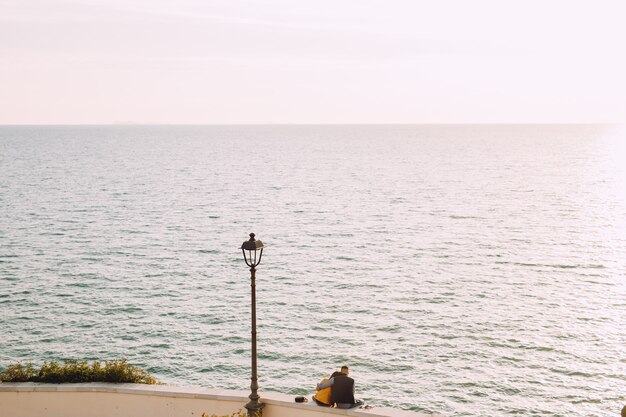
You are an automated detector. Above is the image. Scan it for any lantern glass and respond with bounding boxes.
[241,233,264,267]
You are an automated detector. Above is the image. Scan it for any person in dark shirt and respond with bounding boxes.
[315,365,364,409]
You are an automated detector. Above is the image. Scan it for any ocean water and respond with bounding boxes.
[1,124,625,417]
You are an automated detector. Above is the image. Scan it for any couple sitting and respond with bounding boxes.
[313,365,365,409]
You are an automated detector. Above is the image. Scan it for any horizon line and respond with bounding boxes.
[0,122,620,127]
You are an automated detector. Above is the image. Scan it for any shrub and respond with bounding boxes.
[0,362,37,382]
[202,412,255,417]
[0,359,157,384]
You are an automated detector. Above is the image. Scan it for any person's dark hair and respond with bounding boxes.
[341,365,349,371]
[331,371,342,378]
[621,404,626,417]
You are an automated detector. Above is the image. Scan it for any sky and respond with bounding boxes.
[1,0,625,124]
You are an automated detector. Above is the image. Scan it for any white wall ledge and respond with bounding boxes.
[0,383,443,417]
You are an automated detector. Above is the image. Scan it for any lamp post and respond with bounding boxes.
[240,233,265,417]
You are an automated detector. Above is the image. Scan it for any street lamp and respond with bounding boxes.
[240,233,265,417]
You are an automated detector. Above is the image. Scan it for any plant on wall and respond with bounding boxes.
[0,359,157,384]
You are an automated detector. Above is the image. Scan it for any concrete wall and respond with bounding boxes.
[0,383,442,417]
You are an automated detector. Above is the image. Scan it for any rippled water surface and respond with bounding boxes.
[1,125,625,417]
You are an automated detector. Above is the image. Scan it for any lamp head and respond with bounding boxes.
[241,233,264,267]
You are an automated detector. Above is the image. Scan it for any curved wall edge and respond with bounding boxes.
[0,383,443,417]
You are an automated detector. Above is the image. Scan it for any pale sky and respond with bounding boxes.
[1,0,625,124]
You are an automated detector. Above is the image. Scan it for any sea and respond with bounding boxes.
[1,124,625,417]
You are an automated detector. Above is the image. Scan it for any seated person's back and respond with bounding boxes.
[313,371,341,406]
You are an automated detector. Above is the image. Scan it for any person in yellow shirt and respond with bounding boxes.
[312,371,341,406]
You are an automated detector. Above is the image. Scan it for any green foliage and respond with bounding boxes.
[0,359,157,384]
[0,362,37,382]
[202,411,255,417]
